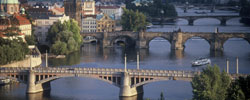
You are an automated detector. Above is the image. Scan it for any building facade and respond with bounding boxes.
[98,5,123,20]
[64,0,82,26]
[0,0,20,14]
[82,15,97,33]
[96,14,115,32]
[82,0,95,16]
[34,14,69,44]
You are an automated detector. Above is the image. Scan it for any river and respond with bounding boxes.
[1,7,250,100]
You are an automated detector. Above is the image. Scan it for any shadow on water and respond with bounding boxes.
[210,50,224,57]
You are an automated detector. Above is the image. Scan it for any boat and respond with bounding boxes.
[192,58,211,66]
[0,77,10,85]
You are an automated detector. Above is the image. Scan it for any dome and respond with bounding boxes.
[0,0,19,4]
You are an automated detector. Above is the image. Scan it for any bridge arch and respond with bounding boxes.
[223,37,250,50]
[111,35,136,47]
[182,36,211,46]
[226,17,241,25]
[82,35,101,44]
[35,75,121,88]
[147,36,172,48]
[131,77,191,88]
[193,18,221,25]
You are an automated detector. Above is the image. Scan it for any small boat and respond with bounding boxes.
[192,58,211,66]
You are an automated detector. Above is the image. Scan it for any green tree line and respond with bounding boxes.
[0,38,30,65]
[47,19,82,55]
[125,0,177,18]
[192,65,250,100]
[121,8,148,32]
[240,0,250,25]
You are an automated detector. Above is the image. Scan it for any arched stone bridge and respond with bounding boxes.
[81,31,250,51]
[151,15,240,25]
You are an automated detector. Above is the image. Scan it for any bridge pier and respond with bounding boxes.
[220,18,227,26]
[210,40,223,51]
[171,32,184,50]
[26,70,51,93]
[119,72,143,97]
[188,19,194,25]
[137,31,148,49]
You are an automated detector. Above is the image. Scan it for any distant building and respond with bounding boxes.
[0,13,31,36]
[0,12,26,41]
[26,7,53,20]
[0,0,20,14]
[82,0,95,16]
[97,5,123,20]
[49,4,65,15]
[82,15,96,33]
[33,14,69,44]
[14,14,32,36]
[64,0,82,26]
[96,14,115,32]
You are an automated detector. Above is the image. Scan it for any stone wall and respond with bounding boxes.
[0,46,42,67]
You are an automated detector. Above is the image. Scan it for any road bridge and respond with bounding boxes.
[0,67,247,97]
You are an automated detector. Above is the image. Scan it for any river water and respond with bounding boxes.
[1,8,250,100]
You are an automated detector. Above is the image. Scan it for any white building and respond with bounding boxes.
[97,5,123,20]
[82,15,97,33]
[34,14,69,44]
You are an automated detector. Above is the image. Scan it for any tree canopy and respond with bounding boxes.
[121,8,148,32]
[0,38,30,65]
[47,19,82,55]
[125,0,177,18]
[192,65,231,100]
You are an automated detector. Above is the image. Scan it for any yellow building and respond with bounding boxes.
[96,14,115,32]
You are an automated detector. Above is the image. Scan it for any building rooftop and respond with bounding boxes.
[0,0,19,4]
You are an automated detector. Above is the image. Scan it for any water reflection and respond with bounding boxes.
[48,51,81,67]
[26,91,51,100]
[170,50,185,60]
[120,94,143,100]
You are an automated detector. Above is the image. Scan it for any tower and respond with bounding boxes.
[0,0,20,14]
[83,0,95,15]
[64,0,82,27]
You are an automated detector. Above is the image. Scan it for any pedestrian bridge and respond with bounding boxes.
[0,67,247,97]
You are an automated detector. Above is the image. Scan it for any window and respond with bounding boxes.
[11,7,14,12]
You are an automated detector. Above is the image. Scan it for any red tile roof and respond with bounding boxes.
[15,15,31,25]
[54,7,64,13]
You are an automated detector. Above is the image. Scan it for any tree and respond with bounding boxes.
[50,41,67,55]
[0,38,29,65]
[237,76,250,99]
[192,65,231,100]
[25,34,37,45]
[121,8,148,32]
[47,19,82,55]
[226,81,245,100]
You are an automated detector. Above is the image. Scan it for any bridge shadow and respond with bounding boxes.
[210,50,224,57]
[120,93,143,100]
